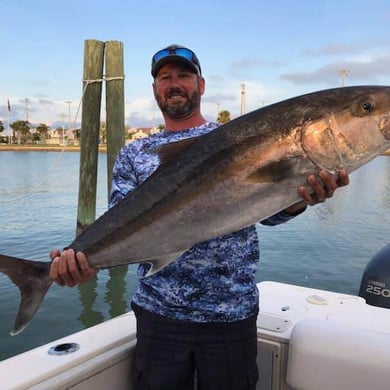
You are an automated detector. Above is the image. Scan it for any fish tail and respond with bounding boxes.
[0,254,52,335]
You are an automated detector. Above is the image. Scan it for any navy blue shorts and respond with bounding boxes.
[131,302,258,390]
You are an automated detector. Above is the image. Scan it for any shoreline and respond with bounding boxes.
[1,144,389,156]
[0,145,107,152]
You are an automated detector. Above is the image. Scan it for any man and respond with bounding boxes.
[50,44,349,389]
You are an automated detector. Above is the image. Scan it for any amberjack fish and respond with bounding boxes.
[1,86,390,335]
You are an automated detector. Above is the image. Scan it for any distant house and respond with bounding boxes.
[46,128,79,145]
[45,126,162,146]
[127,126,160,141]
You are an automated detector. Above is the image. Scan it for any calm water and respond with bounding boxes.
[1,150,390,361]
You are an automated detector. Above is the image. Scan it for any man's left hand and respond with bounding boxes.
[284,169,350,215]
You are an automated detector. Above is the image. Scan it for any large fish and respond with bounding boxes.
[1,85,390,335]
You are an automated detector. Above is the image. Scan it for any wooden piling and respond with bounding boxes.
[105,40,125,201]
[76,39,105,236]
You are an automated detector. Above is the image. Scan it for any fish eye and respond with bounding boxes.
[351,98,376,117]
[362,101,374,112]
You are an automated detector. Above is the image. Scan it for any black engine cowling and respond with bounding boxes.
[359,244,390,309]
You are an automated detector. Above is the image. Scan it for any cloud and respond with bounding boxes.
[37,98,55,106]
[301,44,360,57]
[227,57,285,78]
[127,109,163,128]
[281,54,390,86]
[203,92,236,105]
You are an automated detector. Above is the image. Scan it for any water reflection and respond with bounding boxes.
[77,265,129,328]
[105,266,129,318]
[77,276,104,327]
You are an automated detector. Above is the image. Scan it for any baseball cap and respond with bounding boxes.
[151,44,202,77]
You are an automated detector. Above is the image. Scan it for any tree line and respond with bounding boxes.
[0,109,231,144]
[0,119,51,144]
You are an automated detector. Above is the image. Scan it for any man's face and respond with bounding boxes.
[153,63,205,119]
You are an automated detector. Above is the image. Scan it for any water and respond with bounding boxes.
[1,151,390,361]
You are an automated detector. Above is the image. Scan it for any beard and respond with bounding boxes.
[155,88,201,119]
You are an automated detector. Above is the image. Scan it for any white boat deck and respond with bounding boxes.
[1,281,389,390]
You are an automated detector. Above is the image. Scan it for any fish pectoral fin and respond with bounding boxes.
[145,252,185,277]
[0,254,53,336]
[247,158,301,183]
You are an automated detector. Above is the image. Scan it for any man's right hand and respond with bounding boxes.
[49,248,97,287]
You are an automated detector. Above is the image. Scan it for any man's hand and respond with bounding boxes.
[49,248,97,287]
[284,169,350,215]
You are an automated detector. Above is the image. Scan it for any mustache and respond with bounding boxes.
[166,88,188,98]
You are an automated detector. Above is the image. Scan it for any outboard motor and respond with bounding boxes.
[359,244,390,309]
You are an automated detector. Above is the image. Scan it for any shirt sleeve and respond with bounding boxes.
[109,145,139,208]
[260,209,304,226]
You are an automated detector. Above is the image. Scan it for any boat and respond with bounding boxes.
[1,270,389,390]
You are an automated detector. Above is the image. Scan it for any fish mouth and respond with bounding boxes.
[379,115,390,140]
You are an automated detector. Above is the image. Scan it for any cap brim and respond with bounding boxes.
[151,55,199,77]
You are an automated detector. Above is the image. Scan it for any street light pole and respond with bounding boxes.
[65,101,72,131]
[338,69,350,87]
[216,102,221,120]
[149,101,156,128]
[25,98,30,122]
[61,113,66,146]
[240,84,246,115]
[65,101,72,144]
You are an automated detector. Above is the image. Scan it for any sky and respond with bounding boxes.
[1,0,390,133]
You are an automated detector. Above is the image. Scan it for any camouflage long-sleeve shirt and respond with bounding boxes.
[109,122,296,322]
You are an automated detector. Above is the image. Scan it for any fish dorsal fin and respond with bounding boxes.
[151,137,199,170]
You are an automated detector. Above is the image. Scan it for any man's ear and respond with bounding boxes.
[199,77,205,96]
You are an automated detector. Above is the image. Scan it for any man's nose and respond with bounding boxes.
[168,75,182,87]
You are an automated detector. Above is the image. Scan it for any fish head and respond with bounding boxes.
[301,86,390,172]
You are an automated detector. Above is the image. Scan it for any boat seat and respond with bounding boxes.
[286,318,390,390]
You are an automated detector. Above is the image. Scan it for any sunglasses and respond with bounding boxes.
[152,48,201,75]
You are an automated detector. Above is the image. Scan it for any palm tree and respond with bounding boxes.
[36,123,50,141]
[217,110,231,124]
[10,120,31,144]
